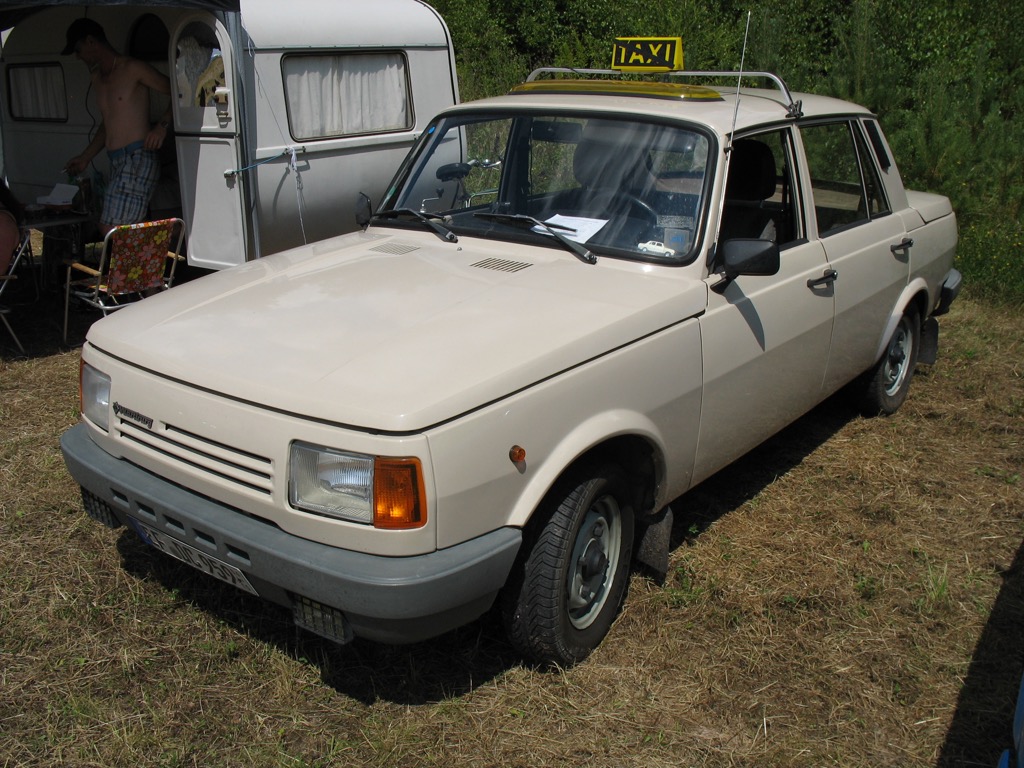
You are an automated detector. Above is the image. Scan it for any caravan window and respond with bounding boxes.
[6,64,67,121]
[174,22,224,108]
[283,53,411,140]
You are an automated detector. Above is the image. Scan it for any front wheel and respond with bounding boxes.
[502,464,635,666]
[858,308,920,415]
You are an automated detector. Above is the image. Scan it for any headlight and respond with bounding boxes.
[80,361,111,432]
[288,442,426,529]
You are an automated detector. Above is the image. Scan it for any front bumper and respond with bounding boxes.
[60,423,521,645]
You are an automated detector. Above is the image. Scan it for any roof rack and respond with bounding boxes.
[525,68,803,119]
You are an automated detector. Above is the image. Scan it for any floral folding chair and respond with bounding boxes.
[64,217,185,345]
[0,230,32,354]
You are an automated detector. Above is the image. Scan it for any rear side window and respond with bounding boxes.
[863,119,892,171]
[853,126,891,220]
[6,64,67,121]
[802,120,890,236]
[283,53,411,141]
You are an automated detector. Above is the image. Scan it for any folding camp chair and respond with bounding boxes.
[0,230,32,354]
[63,218,185,345]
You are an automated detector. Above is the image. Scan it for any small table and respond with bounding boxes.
[23,208,92,289]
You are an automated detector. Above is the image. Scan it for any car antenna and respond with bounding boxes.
[710,10,753,272]
[728,10,753,153]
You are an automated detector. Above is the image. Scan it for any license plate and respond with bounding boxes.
[130,518,258,595]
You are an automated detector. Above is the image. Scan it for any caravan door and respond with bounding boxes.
[171,14,248,269]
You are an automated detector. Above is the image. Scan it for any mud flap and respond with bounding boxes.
[919,316,939,365]
[634,504,673,582]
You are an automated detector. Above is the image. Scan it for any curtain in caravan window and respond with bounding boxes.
[175,28,224,108]
[284,53,410,140]
[8,64,67,121]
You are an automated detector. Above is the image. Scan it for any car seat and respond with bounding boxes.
[720,138,779,242]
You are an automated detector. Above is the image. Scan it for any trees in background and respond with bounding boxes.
[432,0,1024,301]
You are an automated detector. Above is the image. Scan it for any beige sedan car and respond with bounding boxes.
[62,69,960,666]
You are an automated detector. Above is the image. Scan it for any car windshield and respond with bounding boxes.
[380,112,711,263]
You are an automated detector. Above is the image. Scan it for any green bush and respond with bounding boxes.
[957,222,1024,306]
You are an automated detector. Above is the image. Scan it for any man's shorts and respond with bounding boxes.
[102,141,160,228]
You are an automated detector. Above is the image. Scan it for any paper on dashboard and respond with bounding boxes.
[535,214,608,244]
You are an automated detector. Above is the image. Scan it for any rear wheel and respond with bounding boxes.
[859,308,920,415]
[502,464,634,666]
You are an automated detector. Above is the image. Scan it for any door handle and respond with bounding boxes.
[214,86,231,119]
[807,269,838,288]
[890,237,914,254]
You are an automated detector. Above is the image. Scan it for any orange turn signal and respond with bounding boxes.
[373,457,427,529]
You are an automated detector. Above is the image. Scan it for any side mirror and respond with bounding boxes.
[436,162,471,182]
[355,192,373,230]
[721,238,780,280]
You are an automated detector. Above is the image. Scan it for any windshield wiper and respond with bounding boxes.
[474,212,597,264]
[374,208,458,243]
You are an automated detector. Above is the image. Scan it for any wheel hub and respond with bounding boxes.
[566,501,621,629]
[884,322,911,394]
[580,539,608,581]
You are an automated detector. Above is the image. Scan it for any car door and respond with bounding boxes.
[797,119,910,395]
[695,127,835,485]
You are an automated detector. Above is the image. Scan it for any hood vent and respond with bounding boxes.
[470,257,533,273]
[370,242,421,255]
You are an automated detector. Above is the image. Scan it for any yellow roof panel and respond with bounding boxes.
[510,79,723,101]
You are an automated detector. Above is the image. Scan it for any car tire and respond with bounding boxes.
[502,463,635,666]
[858,308,920,416]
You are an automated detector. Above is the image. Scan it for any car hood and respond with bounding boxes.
[88,230,708,431]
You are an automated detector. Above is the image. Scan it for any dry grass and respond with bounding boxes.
[1,284,1022,767]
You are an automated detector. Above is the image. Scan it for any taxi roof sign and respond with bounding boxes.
[612,37,683,72]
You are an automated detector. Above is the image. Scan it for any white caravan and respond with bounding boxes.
[0,0,458,268]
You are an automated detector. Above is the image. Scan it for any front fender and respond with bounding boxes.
[426,316,704,550]
[505,409,670,529]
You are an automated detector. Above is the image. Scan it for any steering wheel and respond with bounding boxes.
[613,192,658,226]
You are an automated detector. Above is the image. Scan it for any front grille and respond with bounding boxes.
[115,419,274,496]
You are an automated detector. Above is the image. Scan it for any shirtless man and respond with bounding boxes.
[62,18,171,235]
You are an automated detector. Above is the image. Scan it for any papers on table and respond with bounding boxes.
[36,183,79,207]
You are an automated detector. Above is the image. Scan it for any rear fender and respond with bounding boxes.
[873,277,932,363]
